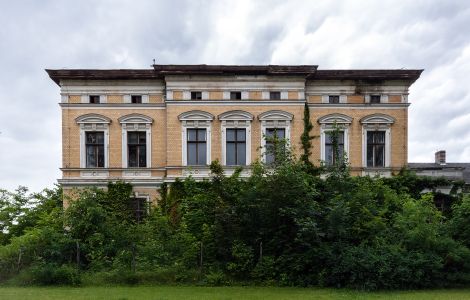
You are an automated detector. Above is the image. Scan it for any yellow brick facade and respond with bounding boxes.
[48,65,422,205]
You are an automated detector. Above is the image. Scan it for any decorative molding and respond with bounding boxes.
[118,113,154,124]
[258,110,294,121]
[75,113,111,124]
[119,113,153,168]
[219,110,253,166]
[360,113,396,124]
[178,110,214,121]
[317,113,353,124]
[218,110,254,121]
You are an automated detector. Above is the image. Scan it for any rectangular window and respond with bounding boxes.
[191,91,202,100]
[128,131,147,167]
[325,131,344,165]
[367,131,385,167]
[226,128,246,165]
[370,95,381,104]
[131,95,142,103]
[89,95,100,104]
[85,132,104,167]
[187,128,207,165]
[129,197,147,223]
[230,91,242,100]
[329,95,340,104]
[270,91,281,100]
[265,128,285,164]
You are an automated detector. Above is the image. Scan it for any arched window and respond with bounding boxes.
[317,113,352,165]
[360,114,395,168]
[178,110,214,166]
[218,110,253,166]
[76,114,111,169]
[258,110,294,163]
[118,114,153,168]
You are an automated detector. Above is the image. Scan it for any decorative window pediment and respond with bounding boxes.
[318,113,352,124]
[258,110,294,121]
[75,114,111,124]
[178,110,214,121]
[360,114,395,125]
[118,113,153,124]
[218,110,253,121]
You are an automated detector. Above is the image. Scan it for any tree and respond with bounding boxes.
[300,103,314,166]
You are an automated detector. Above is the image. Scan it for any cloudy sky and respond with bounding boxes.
[0,0,469,192]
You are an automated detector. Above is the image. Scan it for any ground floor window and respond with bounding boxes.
[129,197,148,223]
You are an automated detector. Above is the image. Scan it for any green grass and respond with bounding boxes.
[0,286,469,300]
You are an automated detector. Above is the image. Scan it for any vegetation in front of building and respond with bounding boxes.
[1,123,469,290]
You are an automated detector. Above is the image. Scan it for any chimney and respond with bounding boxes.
[435,150,446,165]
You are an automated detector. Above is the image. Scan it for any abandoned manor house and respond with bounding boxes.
[46,64,422,205]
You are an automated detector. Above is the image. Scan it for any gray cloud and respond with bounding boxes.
[0,0,469,191]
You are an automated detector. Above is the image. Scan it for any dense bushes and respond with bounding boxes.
[1,151,469,289]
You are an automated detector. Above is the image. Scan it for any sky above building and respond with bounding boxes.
[0,0,469,192]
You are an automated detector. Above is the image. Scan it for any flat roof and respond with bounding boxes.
[46,65,423,85]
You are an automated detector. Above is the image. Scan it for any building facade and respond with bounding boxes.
[47,65,422,205]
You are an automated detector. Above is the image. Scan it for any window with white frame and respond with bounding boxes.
[317,113,352,166]
[118,114,153,168]
[218,110,253,166]
[360,114,395,168]
[178,110,214,166]
[75,114,111,168]
[258,110,293,163]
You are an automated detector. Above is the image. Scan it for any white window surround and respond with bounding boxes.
[178,110,214,166]
[360,114,395,168]
[81,94,107,104]
[365,94,389,103]
[321,94,347,103]
[318,113,352,163]
[218,110,253,166]
[76,114,111,168]
[118,113,153,168]
[123,94,149,103]
[258,110,293,162]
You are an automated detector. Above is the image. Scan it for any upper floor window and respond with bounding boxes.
[370,95,381,104]
[178,110,214,167]
[265,128,285,164]
[325,131,345,165]
[118,114,153,168]
[187,128,207,165]
[85,132,105,167]
[366,131,385,167]
[191,91,202,100]
[329,95,340,104]
[230,91,242,100]
[127,131,147,167]
[76,114,111,168]
[226,128,246,165]
[131,95,142,104]
[89,95,100,104]
[270,91,281,100]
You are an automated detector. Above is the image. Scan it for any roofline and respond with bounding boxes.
[45,69,158,86]
[313,69,424,83]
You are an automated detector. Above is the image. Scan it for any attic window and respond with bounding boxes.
[329,95,340,104]
[270,91,281,100]
[131,95,142,104]
[191,91,202,100]
[89,95,100,104]
[230,91,242,100]
[370,95,381,104]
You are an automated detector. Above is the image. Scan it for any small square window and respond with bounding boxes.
[230,91,242,100]
[191,91,202,100]
[370,95,381,104]
[131,95,142,104]
[329,95,340,104]
[89,95,100,104]
[270,91,281,100]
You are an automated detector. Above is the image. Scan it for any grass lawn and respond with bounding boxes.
[0,286,470,300]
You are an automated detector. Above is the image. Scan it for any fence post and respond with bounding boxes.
[259,241,263,262]
[17,246,24,272]
[76,241,80,270]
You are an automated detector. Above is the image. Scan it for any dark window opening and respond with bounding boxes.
[226,128,246,165]
[265,128,285,164]
[325,131,345,165]
[191,91,202,100]
[89,95,100,104]
[85,132,104,167]
[329,95,340,104]
[270,91,281,100]
[367,131,385,167]
[131,95,142,103]
[370,95,381,104]
[128,131,147,167]
[230,91,242,100]
[187,128,207,165]
[129,197,147,223]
